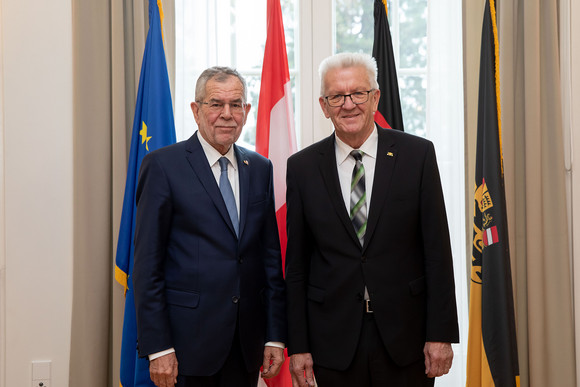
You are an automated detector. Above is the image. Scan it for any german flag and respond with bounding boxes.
[466,0,520,386]
[372,0,404,131]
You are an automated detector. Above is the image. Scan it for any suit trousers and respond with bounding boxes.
[176,321,259,387]
[313,313,435,387]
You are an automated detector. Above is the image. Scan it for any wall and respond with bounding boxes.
[1,0,74,386]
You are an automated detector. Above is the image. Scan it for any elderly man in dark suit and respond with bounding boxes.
[285,52,459,386]
[133,66,287,387]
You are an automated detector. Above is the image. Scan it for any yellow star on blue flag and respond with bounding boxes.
[140,121,152,151]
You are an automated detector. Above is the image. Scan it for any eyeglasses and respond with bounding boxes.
[324,90,374,107]
[197,101,246,114]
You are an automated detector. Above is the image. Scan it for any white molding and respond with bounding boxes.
[563,0,580,382]
[301,0,333,145]
[298,0,314,148]
[0,0,7,385]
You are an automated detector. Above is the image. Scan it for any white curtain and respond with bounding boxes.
[427,0,468,386]
[174,0,268,142]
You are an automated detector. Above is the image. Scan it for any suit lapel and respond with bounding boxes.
[185,133,238,237]
[364,128,398,251]
[235,145,249,239]
[318,134,361,247]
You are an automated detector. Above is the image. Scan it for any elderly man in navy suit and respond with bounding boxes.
[133,66,287,387]
[285,52,459,386]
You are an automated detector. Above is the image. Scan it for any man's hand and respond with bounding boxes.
[149,352,178,387]
[424,342,453,378]
[261,346,285,379]
[289,353,315,387]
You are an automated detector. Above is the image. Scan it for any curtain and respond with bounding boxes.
[427,0,468,385]
[498,0,576,386]
[69,1,113,386]
[70,0,175,385]
[110,0,145,384]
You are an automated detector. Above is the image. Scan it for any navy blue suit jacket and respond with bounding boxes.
[133,132,287,376]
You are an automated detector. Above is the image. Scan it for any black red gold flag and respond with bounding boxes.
[372,0,404,131]
[466,0,520,386]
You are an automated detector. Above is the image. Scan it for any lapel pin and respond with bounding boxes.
[387,152,394,157]
[243,159,249,165]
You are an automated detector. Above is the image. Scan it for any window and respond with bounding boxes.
[335,0,427,137]
[174,0,299,148]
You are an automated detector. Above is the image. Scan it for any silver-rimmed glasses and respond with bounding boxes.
[197,100,247,114]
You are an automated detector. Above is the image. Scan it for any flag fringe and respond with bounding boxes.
[115,266,129,295]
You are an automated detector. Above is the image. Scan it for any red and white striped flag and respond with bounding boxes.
[256,0,296,386]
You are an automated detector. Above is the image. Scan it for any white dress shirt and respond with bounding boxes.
[335,127,378,214]
[198,132,240,218]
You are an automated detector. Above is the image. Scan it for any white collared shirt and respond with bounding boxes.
[335,127,378,215]
[197,131,240,218]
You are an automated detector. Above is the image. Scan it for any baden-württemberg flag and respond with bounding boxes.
[466,0,520,386]
[115,1,176,386]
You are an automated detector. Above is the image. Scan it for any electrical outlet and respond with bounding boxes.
[31,361,51,387]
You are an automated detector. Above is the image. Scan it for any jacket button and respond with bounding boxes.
[361,256,367,263]
[232,296,240,304]
[239,258,244,264]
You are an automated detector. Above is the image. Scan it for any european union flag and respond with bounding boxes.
[115,1,176,386]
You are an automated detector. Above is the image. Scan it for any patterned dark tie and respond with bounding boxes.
[218,157,239,236]
[350,150,367,245]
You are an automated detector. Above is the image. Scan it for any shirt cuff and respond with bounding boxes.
[265,341,285,349]
[148,348,175,361]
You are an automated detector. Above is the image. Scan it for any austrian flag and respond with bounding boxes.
[483,225,499,247]
[255,0,297,266]
[256,1,296,385]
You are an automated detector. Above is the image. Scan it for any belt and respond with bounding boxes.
[365,299,373,313]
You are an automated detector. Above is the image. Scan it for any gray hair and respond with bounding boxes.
[195,66,248,102]
[318,52,379,96]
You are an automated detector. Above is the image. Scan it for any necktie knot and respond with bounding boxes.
[350,150,364,162]
[219,156,229,172]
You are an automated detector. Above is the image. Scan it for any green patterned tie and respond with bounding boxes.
[350,150,367,245]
